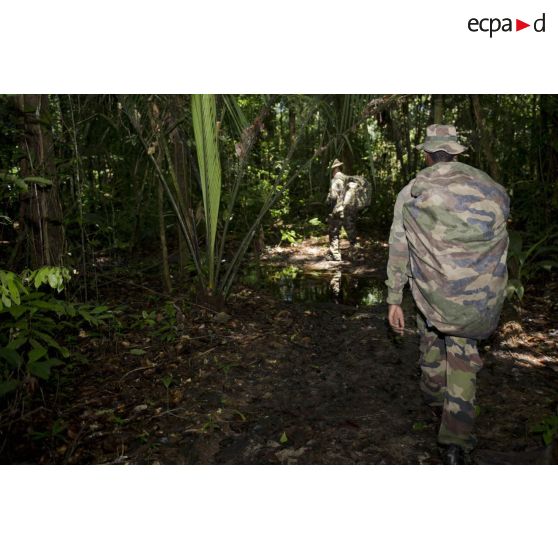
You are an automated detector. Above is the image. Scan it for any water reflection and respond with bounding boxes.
[242,265,385,307]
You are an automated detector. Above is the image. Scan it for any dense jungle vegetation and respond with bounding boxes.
[1,94,557,464]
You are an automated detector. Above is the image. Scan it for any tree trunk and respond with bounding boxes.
[539,94,558,229]
[389,109,408,183]
[540,95,558,185]
[158,179,172,294]
[288,106,296,149]
[16,94,65,267]
[432,94,444,123]
[471,94,500,181]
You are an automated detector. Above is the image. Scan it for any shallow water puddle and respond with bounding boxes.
[242,265,386,306]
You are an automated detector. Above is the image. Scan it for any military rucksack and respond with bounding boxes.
[344,175,371,211]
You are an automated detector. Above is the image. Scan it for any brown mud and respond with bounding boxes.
[1,237,557,464]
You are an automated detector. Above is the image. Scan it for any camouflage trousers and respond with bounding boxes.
[417,313,483,451]
[328,209,357,261]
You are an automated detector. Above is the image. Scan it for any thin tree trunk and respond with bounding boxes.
[288,106,296,148]
[471,94,500,181]
[16,94,65,267]
[432,94,444,123]
[170,124,191,280]
[539,94,558,229]
[389,109,408,183]
[158,179,172,293]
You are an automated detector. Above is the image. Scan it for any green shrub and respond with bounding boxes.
[0,267,113,399]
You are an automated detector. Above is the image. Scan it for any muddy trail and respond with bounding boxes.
[1,238,558,464]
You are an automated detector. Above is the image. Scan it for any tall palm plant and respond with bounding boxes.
[123,94,400,304]
[191,95,221,293]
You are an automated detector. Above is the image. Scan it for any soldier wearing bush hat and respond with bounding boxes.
[386,123,509,464]
[415,124,467,155]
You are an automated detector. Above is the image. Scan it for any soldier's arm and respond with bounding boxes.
[385,182,413,305]
[326,178,338,204]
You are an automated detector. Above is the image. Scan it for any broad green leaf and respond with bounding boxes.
[34,268,48,289]
[192,94,222,291]
[279,432,288,444]
[0,347,22,368]
[29,339,46,352]
[27,299,64,313]
[91,305,110,314]
[5,273,21,305]
[48,271,59,289]
[28,347,47,363]
[33,330,70,358]
[79,310,93,323]
[0,173,28,192]
[8,336,28,350]
[8,304,27,320]
[130,348,146,356]
[28,360,51,379]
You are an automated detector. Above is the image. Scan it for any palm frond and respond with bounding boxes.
[191,94,222,291]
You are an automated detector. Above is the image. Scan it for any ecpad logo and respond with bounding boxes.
[468,13,546,37]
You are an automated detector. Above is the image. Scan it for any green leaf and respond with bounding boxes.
[91,305,110,314]
[192,94,222,291]
[28,360,51,379]
[28,347,47,363]
[44,358,64,368]
[506,279,524,301]
[130,348,146,356]
[279,431,288,444]
[34,268,48,289]
[0,173,28,192]
[78,308,94,323]
[29,338,46,352]
[8,305,27,319]
[23,176,54,186]
[0,347,22,368]
[543,430,554,446]
[33,330,70,358]
[7,274,21,305]
[0,379,20,397]
[48,271,60,289]
[8,335,28,350]
[27,299,65,313]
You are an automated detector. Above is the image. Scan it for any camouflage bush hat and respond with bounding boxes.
[331,159,344,169]
[415,124,467,155]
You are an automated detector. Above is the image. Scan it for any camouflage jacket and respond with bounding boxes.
[386,161,510,339]
[326,171,348,211]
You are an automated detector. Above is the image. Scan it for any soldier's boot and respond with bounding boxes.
[443,444,466,465]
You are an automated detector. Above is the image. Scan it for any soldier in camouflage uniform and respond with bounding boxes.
[386,124,509,464]
[326,159,358,261]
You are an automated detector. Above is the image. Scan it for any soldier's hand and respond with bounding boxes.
[388,304,405,335]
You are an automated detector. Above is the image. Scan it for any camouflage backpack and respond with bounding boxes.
[344,175,371,211]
